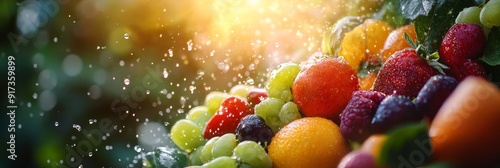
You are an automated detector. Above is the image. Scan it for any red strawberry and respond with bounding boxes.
[373,49,440,99]
[246,88,268,107]
[204,96,254,139]
[439,23,486,81]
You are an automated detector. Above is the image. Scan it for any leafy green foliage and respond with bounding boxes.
[154,147,189,168]
[374,0,410,28]
[399,0,475,53]
[482,27,500,66]
[378,122,431,168]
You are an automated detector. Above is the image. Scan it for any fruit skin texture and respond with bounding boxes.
[415,75,458,122]
[338,19,392,71]
[340,90,386,142]
[380,24,417,63]
[439,23,486,81]
[204,96,254,139]
[371,95,423,133]
[235,114,274,148]
[373,49,440,98]
[430,76,500,166]
[292,58,359,122]
[268,117,351,168]
[480,0,500,28]
[338,151,377,168]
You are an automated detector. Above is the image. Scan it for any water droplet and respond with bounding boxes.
[124,33,129,40]
[124,78,130,85]
[53,37,58,43]
[187,40,193,51]
[134,145,142,152]
[33,93,38,99]
[89,119,96,124]
[88,152,93,157]
[168,49,173,57]
[73,124,81,131]
[163,68,169,78]
[119,60,125,66]
[55,122,59,127]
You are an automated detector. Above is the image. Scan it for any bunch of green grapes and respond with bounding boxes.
[455,0,500,36]
[255,63,302,132]
[190,134,272,168]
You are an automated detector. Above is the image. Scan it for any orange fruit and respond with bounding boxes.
[359,71,378,90]
[359,134,387,161]
[292,58,359,122]
[380,24,417,63]
[268,117,351,168]
[338,19,392,71]
[429,76,500,166]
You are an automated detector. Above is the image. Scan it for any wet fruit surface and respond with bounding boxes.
[268,117,351,168]
[292,58,359,122]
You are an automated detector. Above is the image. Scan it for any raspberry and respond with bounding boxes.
[340,91,386,142]
[415,75,458,122]
[371,95,423,133]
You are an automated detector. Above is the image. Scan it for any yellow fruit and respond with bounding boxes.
[380,24,417,63]
[338,19,392,71]
[429,76,500,166]
[359,134,387,161]
[268,117,351,168]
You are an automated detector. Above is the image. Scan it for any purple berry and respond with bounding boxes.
[340,91,386,142]
[415,75,458,121]
[235,114,274,148]
[371,95,423,133]
[338,151,376,168]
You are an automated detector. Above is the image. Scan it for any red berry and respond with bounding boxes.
[373,49,440,99]
[439,23,487,81]
[246,88,268,106]
[203,96,254,139]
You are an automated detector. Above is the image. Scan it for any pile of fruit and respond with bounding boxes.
[144,0,500,167]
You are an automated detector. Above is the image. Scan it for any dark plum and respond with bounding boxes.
[371,95,423,133]
[236,114,274,148]
[415,75,458,122]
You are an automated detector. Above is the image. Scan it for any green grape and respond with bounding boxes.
[480,0,500,28]
[254,98,285,132]
[201,137,219,163]
[456,6,490,36]
[229,84,254,98]
[189,146,204,166]
[211,133,237,158]
[201,156,237,168]
[279,102,301,125]
[205,91,228,115]
[266,63,300,101]
[233,141,272,168]
[170,119,205,152]
[456,6,482,24]
[186,106,212,128]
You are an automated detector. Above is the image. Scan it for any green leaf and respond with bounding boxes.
[377,122,431,168]
[399,0,436,20]
[482,27,500,66]
[475,0,486,6]
[404,32,418,49]
[413,0,474,54]
[154,147,189,168]
[374,0,410,28]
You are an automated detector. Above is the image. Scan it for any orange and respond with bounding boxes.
[429,76,500,166]
[359,71,377,90]
[268,117,351,168]
[359,134,387,161]
[380,24,417,63]
[338,19,392,71]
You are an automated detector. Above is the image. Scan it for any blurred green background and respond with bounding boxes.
[0,0,350,167]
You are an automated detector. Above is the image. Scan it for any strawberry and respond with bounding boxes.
[203,96,254,139]
[439,23,486,81]
[373,49,441,99]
